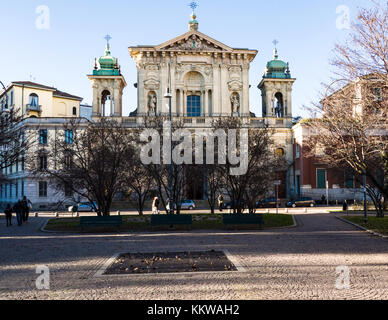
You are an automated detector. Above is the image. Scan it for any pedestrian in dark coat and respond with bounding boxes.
[4,204,12,227]
[13,201,23,226]
[21,196,32,223]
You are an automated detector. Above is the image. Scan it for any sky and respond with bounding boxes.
[0,0,378,118]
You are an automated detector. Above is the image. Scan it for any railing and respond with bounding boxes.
[26,104,42,113]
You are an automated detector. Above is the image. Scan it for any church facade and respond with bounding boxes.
[89,11,297,199]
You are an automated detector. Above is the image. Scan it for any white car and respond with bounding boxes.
[68,202,98,212]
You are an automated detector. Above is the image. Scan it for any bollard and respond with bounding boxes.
[55,212,59,218]
[117,211,121,216]
[284,208,288,213]
[304,208,307,213]
[76,211,79,217]
[266,209,269,214]
[35,212,38,218]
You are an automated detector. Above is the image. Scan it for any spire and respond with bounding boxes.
[188,2,199,31]
[272,39,279,59]
[104,34,112,55]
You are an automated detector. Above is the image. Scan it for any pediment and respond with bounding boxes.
[156,30,233,52]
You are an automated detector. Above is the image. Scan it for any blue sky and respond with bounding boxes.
[0,0,376,117]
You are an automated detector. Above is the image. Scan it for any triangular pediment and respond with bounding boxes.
[155,30,233,52]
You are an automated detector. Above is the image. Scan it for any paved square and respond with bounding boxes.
[1,211,388,300]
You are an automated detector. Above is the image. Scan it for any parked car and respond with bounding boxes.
[256,198,280,208]
[167,200,196,210]
[223,200,247,210]
[178,200,196,210]
[287,197,315,208]
[68,202,98,212]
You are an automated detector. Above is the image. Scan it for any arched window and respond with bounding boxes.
[29,94,39,108]
[187,95,201,117]
[274,92,284,118]
[275,148,285,158]
[72,107,77,116]
[101,90,112,116]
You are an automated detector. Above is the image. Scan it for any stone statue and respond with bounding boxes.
[148,92,157,113]
[231,93,240,113]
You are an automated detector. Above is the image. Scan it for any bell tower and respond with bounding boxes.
[88,35,126,118]
[258,43,295,119]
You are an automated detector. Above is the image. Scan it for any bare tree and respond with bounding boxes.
[213,117,284,214]
[30,118,136,216]
[306,1,388,217]
[0,107,31,184]
[138,116,187,214]
[122,151,153,216]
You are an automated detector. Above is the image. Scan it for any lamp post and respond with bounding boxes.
[164,62,173,215]
[363,171,368,223]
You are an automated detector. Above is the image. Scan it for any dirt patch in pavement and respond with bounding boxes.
[105,250,237,274]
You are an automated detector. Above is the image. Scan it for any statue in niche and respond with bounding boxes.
[231,93,240,114]
[147,92,157,114]
[275,101,283,118]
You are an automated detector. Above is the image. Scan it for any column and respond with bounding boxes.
[204,90,209,116]
[212,65,220,116]
[220,65,229,116]
[242,65,250,117]
[92,83,100,116]
[183,90,187,117]
[200,91,204,116]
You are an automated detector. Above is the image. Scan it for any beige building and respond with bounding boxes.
[0,81,83,118]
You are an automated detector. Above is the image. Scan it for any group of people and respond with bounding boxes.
[3,196,32,227]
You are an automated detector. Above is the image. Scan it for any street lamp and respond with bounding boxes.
[164,62,173,215]
[363,171,368,223]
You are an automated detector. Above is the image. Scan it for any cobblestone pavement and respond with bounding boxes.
[0,212,387,300]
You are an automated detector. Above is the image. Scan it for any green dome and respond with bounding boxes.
[267,59,287,70]
[264,48,291,79]
[93,44,120,76]
[99,46,117,69]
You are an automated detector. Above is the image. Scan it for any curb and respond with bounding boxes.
[336,216,388,239]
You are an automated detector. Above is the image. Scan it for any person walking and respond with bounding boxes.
[4,204,13,227]
[152,197,160,215]
[13,200,23,227]
[218,194,224,212]
[21,196,32,223]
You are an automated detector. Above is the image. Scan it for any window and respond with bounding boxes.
[276,148,285,158]
[15,181,18,198]
[65,129,73,144]
[345,170,354,189]
[21,180,24,197]
[10,91,13,107]
[39,129,48,144]
[64,183,73,197]
[374,88,382,102]
[64,154,73,170]
[296,144,301,159]
[317,169,327,189]
[21,157,25,171]
[9,183,12,198]
[29,93,39,107]
[5,184,7,199]
[39,155,48,171]
[0,184,3,198]
[39,181,48,197]
[72,107,77,116]
[187,95,201,117]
